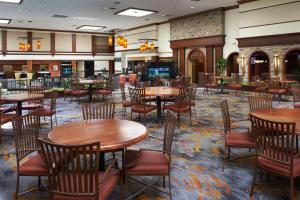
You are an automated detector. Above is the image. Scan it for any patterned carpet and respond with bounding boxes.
[0,88,298,200]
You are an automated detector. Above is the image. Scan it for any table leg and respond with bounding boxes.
[156,96,162,121]
[99,152,105,171]
[16,101,22,116]
[121,148,126,200]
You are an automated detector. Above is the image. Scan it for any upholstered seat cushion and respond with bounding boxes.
[36,108,55,116]
[132,104,156,113]
[164,104,190,112]
[94,89,113,95]
[22,104,42,110]
[123,101,131,107]
[225,132,256,148]
[71,90,88,96]
[0,113,18,124]
[205,83,218,88]
[294,104,300,109]
[126,150,169,176]
[257,156,300,177]
[19,154,48,176]
[268,89,286,94]
[53,169,120,200]
[228,83,242,90]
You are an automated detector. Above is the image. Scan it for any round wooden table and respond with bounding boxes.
[144,86,180,120]
[0,93,44,115]
[48,119,148,171]
[250,108,300,134]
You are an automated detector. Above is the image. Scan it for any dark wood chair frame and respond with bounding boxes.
[247,95,273,112]
[81,102,115,121]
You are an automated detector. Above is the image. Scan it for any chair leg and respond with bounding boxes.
[163,176,166,189]
[227,147,230,160]
[290,177,295,200]
[50,116,53,129]
[55,114,58,126]
[222,147,227,171]
[250,165,257,197]
[38,176,41,188]
[177,112,180,127]
[189,110,192,126]
[168,175,172,200]
[15,175,19,200]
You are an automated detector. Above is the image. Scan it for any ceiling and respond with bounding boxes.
[0,0,238,33]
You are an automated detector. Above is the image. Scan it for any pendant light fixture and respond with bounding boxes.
[108,35,113,46]
[138,39,157,52]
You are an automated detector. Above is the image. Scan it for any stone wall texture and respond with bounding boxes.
[170,9,224,41]
[240,44,300,82]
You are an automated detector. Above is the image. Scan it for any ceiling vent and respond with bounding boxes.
[190,0,201,2]
[52,15,68,18]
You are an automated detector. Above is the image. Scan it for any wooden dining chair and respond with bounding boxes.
[37,139,121,200]
[0,102,18,144]
[129,87,157,123]
[81,102,115,121]
[268,78,286,103]
[220,100,255,170]
[291,87,300,109]
[12,111,48,200]
[248,95,273,112]
[36,92,58,128]
[121,86,131,119]
[125,111,177,200]
[70,82,89,102]
[22,86,45,111]
[249,114,299,200]
[93,78,114,101]
[164,88,192,127]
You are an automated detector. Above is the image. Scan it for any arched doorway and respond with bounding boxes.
[284,49,300,82]
[188,50,205,85]
[227,52,239,76]
[249,51,270,81]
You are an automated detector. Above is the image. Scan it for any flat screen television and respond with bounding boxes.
[148,67,170,79]
[144,62,177,81]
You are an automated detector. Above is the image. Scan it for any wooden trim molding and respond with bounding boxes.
[114,47,158,53]
[92,35,96,56]
[224,5,239,10]
[2,30,7,56]
[50,33,55,56]
[72,34,76,53]
[238,0,258,4]
[237,32,300,47]
[170,35,225,49]
[179,48,185,75]
[27,32,32,52]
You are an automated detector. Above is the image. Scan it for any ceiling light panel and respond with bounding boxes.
[116,8,156,17]
[0,0,22,3]
[77,25,106,30]
[0,18,11,24]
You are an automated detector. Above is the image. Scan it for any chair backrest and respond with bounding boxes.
[220,100,231,133]
[268,78,280,89]
[136,81,150,88]
[189,84,197,101]
[81,102,115,121]
[249,114,296,167]
[175,88,191,106]
[129,87,146,105]
[248,95,272,112]
[291,87,300,105]
[12,111,40,163]
[37,138,100,200]
[120,86,126,102]
[163,111,177,154]
[28,86,45,95]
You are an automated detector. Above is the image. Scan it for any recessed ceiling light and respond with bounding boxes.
[53,14,68,19]
[161,14,166,17]
[18,9,22,12]
[73,16,96,21]
[0,18,11,24]
[77,25,106,30]
[115,8,157,17]
[190,6,195,9]
[0,0,22,4]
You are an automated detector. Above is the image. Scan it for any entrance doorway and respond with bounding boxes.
[227,52,239,76]
[84,61,94,78]
[249,51,270,81]
[284,49,300,82]
[188,50,205,85]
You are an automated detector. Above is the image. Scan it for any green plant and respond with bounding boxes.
[216,58,227,76]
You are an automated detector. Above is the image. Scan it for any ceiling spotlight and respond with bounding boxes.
[190,6,194,9]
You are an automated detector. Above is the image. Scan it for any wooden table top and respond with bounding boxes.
[0,93,44,103]
[250,108,300,134]
[76,80,106,85]
[144,86,180,97]
[48,119,148,151]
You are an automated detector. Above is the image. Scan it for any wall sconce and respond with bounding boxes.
[241,57,246,75]
[274,55,279,76]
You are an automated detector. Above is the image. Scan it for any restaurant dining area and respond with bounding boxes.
[1,0,300,200]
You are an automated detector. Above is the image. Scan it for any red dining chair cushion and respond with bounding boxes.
[94,89,113,95]
[294,104,300,109]
[257,156,300,177]
[36,108,55,117]
[53,169,120,200]
[123,101,131,107]
[71,90,88,96]
[225,132,256,148]
[164,104,190,113]
[268,89,286,94]
[19,154,48,176]
[126,150,169,176]
[132,104,156,113]
[0,113,18,124]
[22,104,42,110]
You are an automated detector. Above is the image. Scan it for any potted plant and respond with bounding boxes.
[216,58,227,76]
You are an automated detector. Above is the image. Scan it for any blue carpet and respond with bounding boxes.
[0,89,298,200]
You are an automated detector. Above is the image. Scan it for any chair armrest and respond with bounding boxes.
[99,158,118,184]
[148,135,163,141]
